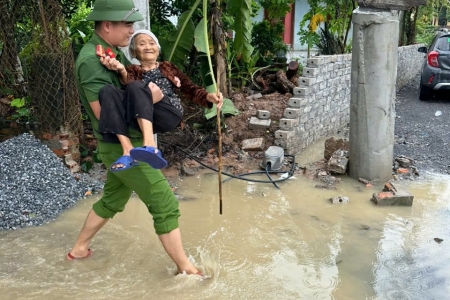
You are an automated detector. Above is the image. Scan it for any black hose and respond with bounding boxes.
[265,162,280,189]
[163,142,296,186]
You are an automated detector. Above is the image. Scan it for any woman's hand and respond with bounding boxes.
[206,92,224,109]
[149,82,164,103]
[173,76,181,88]
[100,56,125,73]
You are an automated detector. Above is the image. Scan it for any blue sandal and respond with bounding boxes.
[110,155,139,172]
[130,146,168,169]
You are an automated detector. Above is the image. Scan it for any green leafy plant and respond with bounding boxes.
[159,5,199,70]
[251,20,288,66]
[80,145,102,173]
[66,2,94,57]
[298,28,320,57]
[10,96,33,122]
[227,0,254,63]
[259,0,295,20]
[316,26,341,55]
[230,49,261,89]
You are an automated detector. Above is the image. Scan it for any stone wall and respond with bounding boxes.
[274,44,424,155]
[396,44,424,89]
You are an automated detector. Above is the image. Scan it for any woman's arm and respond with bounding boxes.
[160,62,223,108]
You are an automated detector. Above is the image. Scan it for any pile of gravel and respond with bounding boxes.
[0,133,103,230]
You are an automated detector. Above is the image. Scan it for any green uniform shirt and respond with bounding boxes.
[75,33,141,142]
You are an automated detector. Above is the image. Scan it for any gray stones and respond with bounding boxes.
[180,165,196,176]
[303,67,320,77]
[256,110,270,119]
[395,155,413,168]
[279,118,299,130]
[0,133,100,230]
[249,117,271,130]
[329,196,349,204]
[284,108,301,119]
[274,130,294,140]
[297,77,316,86]
[307,57,324,67]
[293,87,309,96]
[324,137,350,160]
[246,92,263,100]
[242,138,265,151]
[327,150,349,174]
[288,97,308,108]
[393,155,419,179]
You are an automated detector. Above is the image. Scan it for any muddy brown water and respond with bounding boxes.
[1,140,450,300]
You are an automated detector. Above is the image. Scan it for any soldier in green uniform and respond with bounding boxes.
[67,0,202,277]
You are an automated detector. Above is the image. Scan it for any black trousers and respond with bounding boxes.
[98,81,182,143]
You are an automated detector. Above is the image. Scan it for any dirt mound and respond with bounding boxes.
[158,91,291,173]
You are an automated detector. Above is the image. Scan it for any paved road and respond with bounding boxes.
[395,73,450,174]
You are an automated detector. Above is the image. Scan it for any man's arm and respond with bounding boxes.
[77,56,113,119]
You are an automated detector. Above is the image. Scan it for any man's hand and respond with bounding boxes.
[206,92,224,109]
[149,82,164,103]
[100,56,125,73]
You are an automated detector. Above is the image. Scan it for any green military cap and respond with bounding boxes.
[86,0,144,22]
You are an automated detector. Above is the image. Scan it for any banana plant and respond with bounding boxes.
[227,0,254,63]
[158,0,201,70]
[159,0,242,119]
[194,0,239,120]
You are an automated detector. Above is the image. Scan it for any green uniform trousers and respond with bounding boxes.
[93,141,180,235]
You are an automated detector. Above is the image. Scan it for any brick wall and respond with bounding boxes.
[274,44,424,155]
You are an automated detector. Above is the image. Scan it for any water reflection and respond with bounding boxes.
[373,175,450,299]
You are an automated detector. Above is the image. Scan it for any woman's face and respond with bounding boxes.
[134,34,159,62]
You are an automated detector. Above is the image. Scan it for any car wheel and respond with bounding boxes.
[419,80,433,101]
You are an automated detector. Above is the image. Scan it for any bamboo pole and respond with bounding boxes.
[216,71,223,215]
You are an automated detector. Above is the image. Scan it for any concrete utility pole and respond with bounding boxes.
[123,0,150,62]
[133,0,150,30]
[349,0,426,182]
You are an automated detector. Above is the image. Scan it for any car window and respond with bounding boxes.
[435,36,450,51]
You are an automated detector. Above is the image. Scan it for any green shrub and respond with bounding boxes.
[251,20,288,66]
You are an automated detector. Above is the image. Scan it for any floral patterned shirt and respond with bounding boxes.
[142,68,183,114]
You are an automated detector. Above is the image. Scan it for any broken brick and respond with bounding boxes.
[371,182,414,206]
[397,168,409,174]
[242,138,265,151]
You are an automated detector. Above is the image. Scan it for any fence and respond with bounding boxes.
[0,0,82,140]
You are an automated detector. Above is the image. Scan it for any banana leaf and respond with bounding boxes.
[227,0,254,63]
[159,3,200,69]
[204,98,240,120]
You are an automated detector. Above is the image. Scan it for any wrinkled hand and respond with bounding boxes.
[174,76,181,88]
[206,92,223,109]
[149,82,164,103]
[100,56,125,73]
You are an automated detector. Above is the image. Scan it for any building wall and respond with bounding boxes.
[274,44,425,155]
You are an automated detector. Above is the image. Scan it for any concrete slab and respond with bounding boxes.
[256,110,271,119]
[249,117,271,130]
[242,138,265,151]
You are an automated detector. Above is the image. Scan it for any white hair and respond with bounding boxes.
[128,29,161,58]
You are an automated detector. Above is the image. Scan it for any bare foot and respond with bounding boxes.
[176,261,201,276]
[67,248,92,260]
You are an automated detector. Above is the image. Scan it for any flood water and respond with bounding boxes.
[1,141,450,300]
